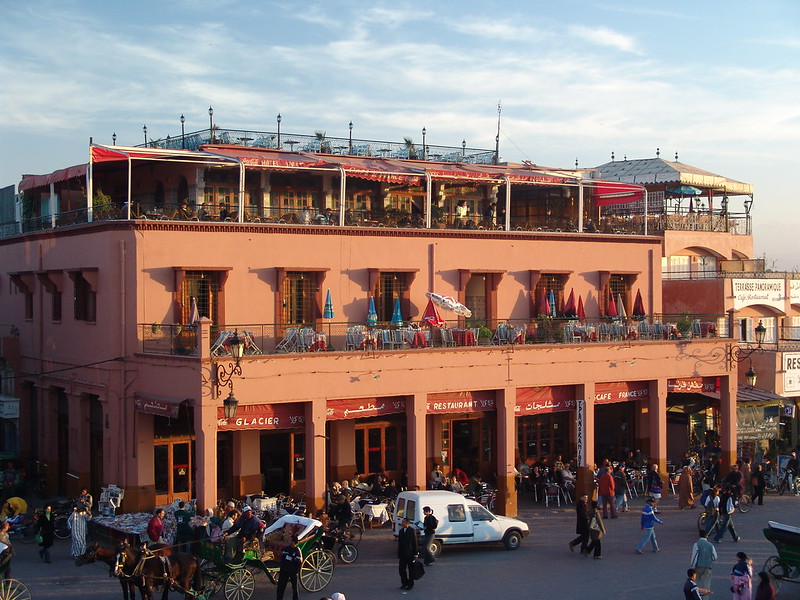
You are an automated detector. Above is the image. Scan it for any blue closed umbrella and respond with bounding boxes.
[323,288,334,319]
[390,297,403,326]
[549,289,557,317]
[367,296,378,327]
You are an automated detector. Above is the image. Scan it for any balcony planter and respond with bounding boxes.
[477,326,493,345]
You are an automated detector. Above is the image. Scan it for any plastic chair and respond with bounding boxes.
[345,327,358,350]
[381,329,401,350]
[544,485,561,507]
[276,328,300,353]
[210,330,234,356]
[441,328,456,347]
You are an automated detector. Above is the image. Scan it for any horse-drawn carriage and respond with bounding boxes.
[762,520,800,593]
[78,514,334,600]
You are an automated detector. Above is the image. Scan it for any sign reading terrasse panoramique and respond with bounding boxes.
[732,278,785,311]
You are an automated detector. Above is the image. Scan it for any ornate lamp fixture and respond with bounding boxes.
[727,320,766,387]
[215,330,245,419]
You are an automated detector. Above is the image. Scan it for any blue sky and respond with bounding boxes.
[1,1,798,268]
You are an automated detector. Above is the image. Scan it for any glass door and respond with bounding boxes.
[154,439,194,505]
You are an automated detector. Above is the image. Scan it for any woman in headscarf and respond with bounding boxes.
[730,551,753,600]
[678,465,695,509]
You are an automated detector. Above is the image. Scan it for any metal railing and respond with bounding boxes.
[139,314,729,357]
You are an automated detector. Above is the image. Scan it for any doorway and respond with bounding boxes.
[154,439,194,505]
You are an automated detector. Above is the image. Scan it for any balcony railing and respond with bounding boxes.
[139,314,728,357]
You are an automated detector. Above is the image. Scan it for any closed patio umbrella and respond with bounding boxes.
[538,287,550,317]
[632,289,646,319]
[421,298,445,327]
[563,289,577,319]
[549,289,557,317]
[617,293,627,319]
[189,296,200,325]
[606,290,618,318]
[577,295,586,321]
[367,296,378,327]
[390,297,403,326]
[323,288,334,320]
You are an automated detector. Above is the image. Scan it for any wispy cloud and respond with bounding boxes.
[568,25,639,54]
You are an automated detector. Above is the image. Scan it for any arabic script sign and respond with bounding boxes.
[667,377,719,394]
[737,404,781,442]
[217,402,305,431]
[133,393,183,418]
[789,280,800,304]
[594,381,649,404]
[426,390,496,414]
[784,353,800,394]
[326,397,405,420]
[515,386,576,415]
[731,279,785,311]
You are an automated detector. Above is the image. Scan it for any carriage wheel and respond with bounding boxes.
[0,579,32,600]
[54,514,71,539]
[763,556,787,592]
[737,494,751,513]
[224,568,255,600]
[347,524,363,546]
[299,549,335,593]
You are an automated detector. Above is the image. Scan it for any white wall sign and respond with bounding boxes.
[784,352,800,394]
[576,399,585,467]
[732,279,785,311]
[0,396,19,419]
[790,280,800,305]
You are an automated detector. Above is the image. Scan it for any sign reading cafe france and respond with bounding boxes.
[732,279,785,311]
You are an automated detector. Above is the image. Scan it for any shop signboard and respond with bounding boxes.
[133,392,185,419]
[576,399,585,467]
[731,278,785,311]
[0,395,19,419]
[217,402,305,430]
[784,352,800,394]
[326,397,405,420]
[594,381,649,404]
[790,280,800,305]
[426,390,496,414]
[515,386,576,415]
[667,377,719,394]
[736,404,781,442]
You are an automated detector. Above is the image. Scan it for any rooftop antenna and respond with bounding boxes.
[494,100,501,165]
[675,151,679,162]
[575,158,579,169]
[611,151,615,161]
[656,147,660,158]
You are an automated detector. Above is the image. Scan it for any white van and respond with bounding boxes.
[392,490,529,556]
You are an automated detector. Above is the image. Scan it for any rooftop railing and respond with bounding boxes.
[139,314,730,358]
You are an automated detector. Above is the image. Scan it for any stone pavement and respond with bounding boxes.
[6,493,800,599]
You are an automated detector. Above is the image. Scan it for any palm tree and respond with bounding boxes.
[315,130,332,153]
[404,137,418,159]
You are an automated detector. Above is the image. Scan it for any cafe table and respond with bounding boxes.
[452,328,477,346]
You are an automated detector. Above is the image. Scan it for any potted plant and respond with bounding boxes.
[477,325,493,345]
[676,313,693,338]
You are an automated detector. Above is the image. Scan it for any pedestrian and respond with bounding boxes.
[78,487,93,513]
[684,568,712,600]
[613,465,629,513]
[754,571,776,600]
[646,464,664,513]
[174,500,194,553]
[730,552,752,600]
[703,486,721,537]
[397,517,418,591]
[740,458,752,495]
[67,503,92,557]
[419,506,438,565]
[635,497,663,554]
[598,463,617,519]
[585,501,606,559]
[36,504,55,563]
[690,530,717,592]
[275,534,302,600]
[786,451,799,495]
[147,508,167,546]
[751,464,766,505]
[714,487,741,543]
[568,492,590,554]
[0,521,13,578]
[678,465,695,509]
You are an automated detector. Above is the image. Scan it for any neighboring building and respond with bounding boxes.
[0,134,755,515]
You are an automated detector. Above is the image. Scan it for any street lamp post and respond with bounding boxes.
[208,106,214,143]
[462,139,466,158]
[142,125,147,146]
[112,132,117,146]
[215,330,246,420]
[180,114,185,149]
[422,127,427,161]
[348,121,353,155]
[727,319,768,387]
[277,113,282,149]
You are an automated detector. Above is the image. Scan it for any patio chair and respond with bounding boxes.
[392,329,408,348]
[564,323,582,344]
[241,330,262,355]
[691,319,702,338]
[637,321,651,340]
[345,327,358,350]
[492,323,509,345]
[440,328,456,347]
[544,484,561,507]
[381,329,401,350]
[598,323,612,342]
[651,322,663,339]
[298,327,315,351]
[276,327,301,353]
[210,330,235,356]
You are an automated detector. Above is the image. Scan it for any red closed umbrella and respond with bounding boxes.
[538,287,550,317]
[577,295,586,321]
[632,289,646,319]
[606,290,618,318]
[421,298,445,327]
[563,288,577,319]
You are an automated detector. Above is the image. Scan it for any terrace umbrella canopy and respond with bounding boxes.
[617,293,627,319]
[323,289,335,319]
[549,289,557,317]
[563,289,577,319]
[421,298,445,327]
[366,297,378,327]
[607,291,618,318]
[426,292,472,318]
[577,296,586,321]
[538,287,550,317]
[390,297,403,326]
[632,289,646,319]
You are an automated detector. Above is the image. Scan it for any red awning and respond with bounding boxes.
[315,155,423,185]
[425,163,502,182]
[19,164,87,191]
[515,386,576,415]
[217,402,306,431]
[426,390,496,413]
[326,397,406,420]
[471,165,573,185]
[591,182,644,206]
[668,377,719,394]
[91,145,237,165]
[202,145,330,171]
[133,393,188,419]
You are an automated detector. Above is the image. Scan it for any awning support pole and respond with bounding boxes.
[339,167,346,226]
[238,162,245,223]
[87,143,93,223]
[643,189,648,235]
[577,180,584,233]
[126,155,132,219]
[503,176,511,231]
[425,173,432,229]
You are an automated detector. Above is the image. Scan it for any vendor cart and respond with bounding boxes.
[762,521,800,592]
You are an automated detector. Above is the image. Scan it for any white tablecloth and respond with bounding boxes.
[359,503,389,524]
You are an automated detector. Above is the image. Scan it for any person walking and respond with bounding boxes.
[754,571,776,600]
[419,506,438,566]
[0,521,13,578]
[635,497,663,554]
[568,493,590,554]
[585,501,606,559]
[397,518,418,591]
[703,486,721,538]
[678,465,696,509]
[751,464,766,505]
[690,530,717,593]
[684,568,712,600]
[276,535,302,600]
[786,450,799,495]
[598,464,617,519]
[613,465,629,513]
[174,500,194,553]
[714,487,741,543]
[67,503,92,557]
[646,464,664,513]
[730,552,753,600]
[36,504,55,563]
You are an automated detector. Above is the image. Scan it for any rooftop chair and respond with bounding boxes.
[276,327,301,353]
[241,330,262,355]
[440,328,456,347]
[210,330,235,356]
[380,329,401,350]
[691,319,702,338]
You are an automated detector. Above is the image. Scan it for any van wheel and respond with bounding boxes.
[503,530,522,551]
[429,539,443,558]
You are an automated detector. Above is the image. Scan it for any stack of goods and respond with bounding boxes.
[260,522,306,561]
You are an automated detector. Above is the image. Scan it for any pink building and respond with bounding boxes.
[1,138,775,515]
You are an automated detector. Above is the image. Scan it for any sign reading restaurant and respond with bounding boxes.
[785,352,800,394]
[732,278,785,311]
